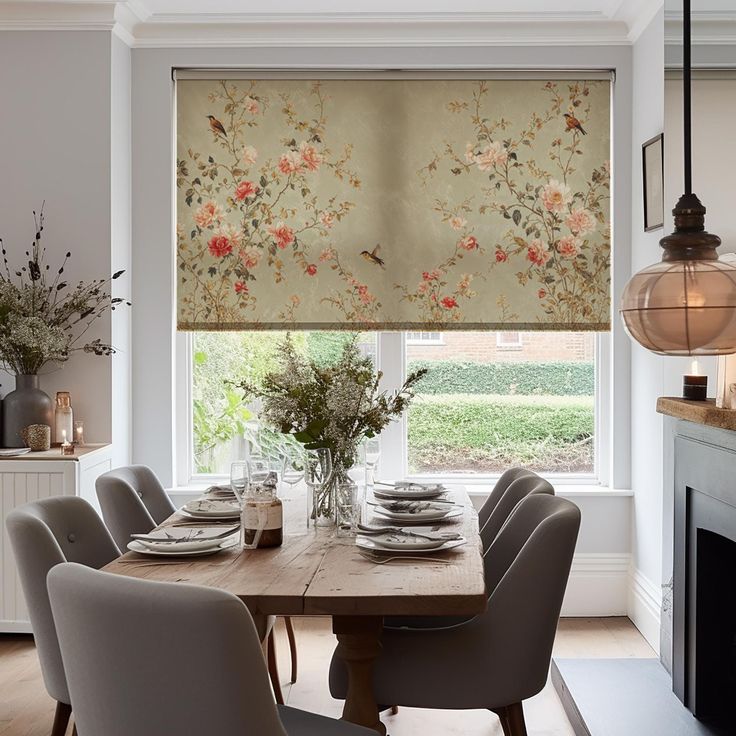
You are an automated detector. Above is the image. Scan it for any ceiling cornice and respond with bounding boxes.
[665,10,736,46]
[0,1,664,48]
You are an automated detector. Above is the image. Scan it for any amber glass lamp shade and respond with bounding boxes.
[621,259,736,356]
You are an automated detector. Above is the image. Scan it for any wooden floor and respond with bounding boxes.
[0,616,654,736]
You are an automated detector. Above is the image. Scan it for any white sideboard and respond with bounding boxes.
[0,443,113,633]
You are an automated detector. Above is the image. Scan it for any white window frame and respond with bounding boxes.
[175,330,607,488]
[406,331,444,345]
[495,331,523,349]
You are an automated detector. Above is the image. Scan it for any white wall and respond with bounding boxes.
[0,31,132,460]
[628,8,665,651]
[0,32,114,443]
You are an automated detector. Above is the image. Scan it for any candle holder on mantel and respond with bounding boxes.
[683,359,707,401]
[73,420,85,447]
[60,429,75,456]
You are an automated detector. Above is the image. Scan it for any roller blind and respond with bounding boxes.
[176,74,611,331]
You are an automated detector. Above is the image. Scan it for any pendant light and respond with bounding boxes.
[620,0,736,356]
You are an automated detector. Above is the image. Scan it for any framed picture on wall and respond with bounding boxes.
[642,133,664,231]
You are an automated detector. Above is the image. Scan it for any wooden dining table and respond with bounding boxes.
[102,486,486,735]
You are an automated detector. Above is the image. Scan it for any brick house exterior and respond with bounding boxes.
[405,331,595,363]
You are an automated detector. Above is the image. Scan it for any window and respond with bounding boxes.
[406,332,443,345]
[182,329,600,484]
[496,331,522,348]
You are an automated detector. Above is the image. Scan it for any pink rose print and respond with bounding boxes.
[278,151,303,175]
[417,282,429,295]
[320,211,336,229]
[194,200,222,229]
[565,208,596,236]
[208,235,233,258]
[244,97,259,115]
[267,222,295,249]
[290,295,301,306]
[557,235,579,259]
[234,281,248,294]
[299,141,323,172]
[306,264,317,276]
[241,145,258,165]
[440,296,459,309]
[234,180,258,201]
[473,141,508,171]
[240,247,261,269]
[458,235,479,251]
[422,269,441,281]
[538,288,547,299]
[449,216,467,231]
[495,248,508,263]
[541,179,572,213]
[319,247,335,262]
[527,239,551,266]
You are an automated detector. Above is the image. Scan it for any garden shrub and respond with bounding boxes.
[408,360,594,396]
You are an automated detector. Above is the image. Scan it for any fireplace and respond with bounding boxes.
[673,431,736,732]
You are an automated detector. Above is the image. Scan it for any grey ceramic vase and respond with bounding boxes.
[2,375,54,448]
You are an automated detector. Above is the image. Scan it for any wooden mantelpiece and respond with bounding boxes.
[656,397,736,432]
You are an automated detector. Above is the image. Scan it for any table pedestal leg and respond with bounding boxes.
[333,615,386,736]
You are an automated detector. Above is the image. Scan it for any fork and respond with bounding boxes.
[358,551,451,565]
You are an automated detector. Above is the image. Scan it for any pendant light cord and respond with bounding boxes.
[683,0,692,195]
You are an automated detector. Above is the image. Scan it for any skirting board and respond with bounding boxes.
[628,567,662,654]
[562,553,630,617]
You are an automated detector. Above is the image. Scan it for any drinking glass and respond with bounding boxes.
[305,448,333,527]
[336,482,364,537]
[230,462,249,548]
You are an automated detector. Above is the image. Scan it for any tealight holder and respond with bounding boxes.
[61,442,75,456]
[73,420,85,447]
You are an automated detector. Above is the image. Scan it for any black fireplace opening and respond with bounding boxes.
[693,528,736,729]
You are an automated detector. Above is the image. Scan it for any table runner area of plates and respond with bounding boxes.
[103,482,486,735]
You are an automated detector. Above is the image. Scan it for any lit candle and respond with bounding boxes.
[60,428,74,456]
[683,358,708,401]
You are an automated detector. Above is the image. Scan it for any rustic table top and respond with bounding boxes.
[103,486,487,618]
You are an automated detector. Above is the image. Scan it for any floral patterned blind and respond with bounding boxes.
[176,76,611,331]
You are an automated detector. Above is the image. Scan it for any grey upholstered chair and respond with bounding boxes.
[480,471,554,548]
[477,467,535,533]
[95,463,298,703]
[47,563,374,736]
[384,470,553,633]
[95,465,176,550]
[5,496,120,736]
[330,494,581,736]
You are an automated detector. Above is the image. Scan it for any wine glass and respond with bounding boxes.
[364,437,381,486]
[281,447,305,489]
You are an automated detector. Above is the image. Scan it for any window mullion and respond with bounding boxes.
[377,331,406,480]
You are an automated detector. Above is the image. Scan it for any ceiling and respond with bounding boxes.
[1,0,732,47]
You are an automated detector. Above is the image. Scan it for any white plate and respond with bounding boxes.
[127,537,238,557]
[0,447,31,457]
[373,505,464,524]
[182,499,241,517]
[373,487,447,501]
[356,536,467,554]
[356,532,448,551]
[135,526,239,553]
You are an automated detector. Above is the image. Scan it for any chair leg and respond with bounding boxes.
[283,616,298,684]
[72,725,78,736]
[492,703,528,736]
[267,629,285,706]
[51,702,71,736]
[390,705,399,715]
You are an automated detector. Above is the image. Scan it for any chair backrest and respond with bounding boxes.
[478,467,535,531]
[96,465,176,550]
[480,471,554,549]
[47,563,289,736]
[5,497,119,703]
[480,494,580,702]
